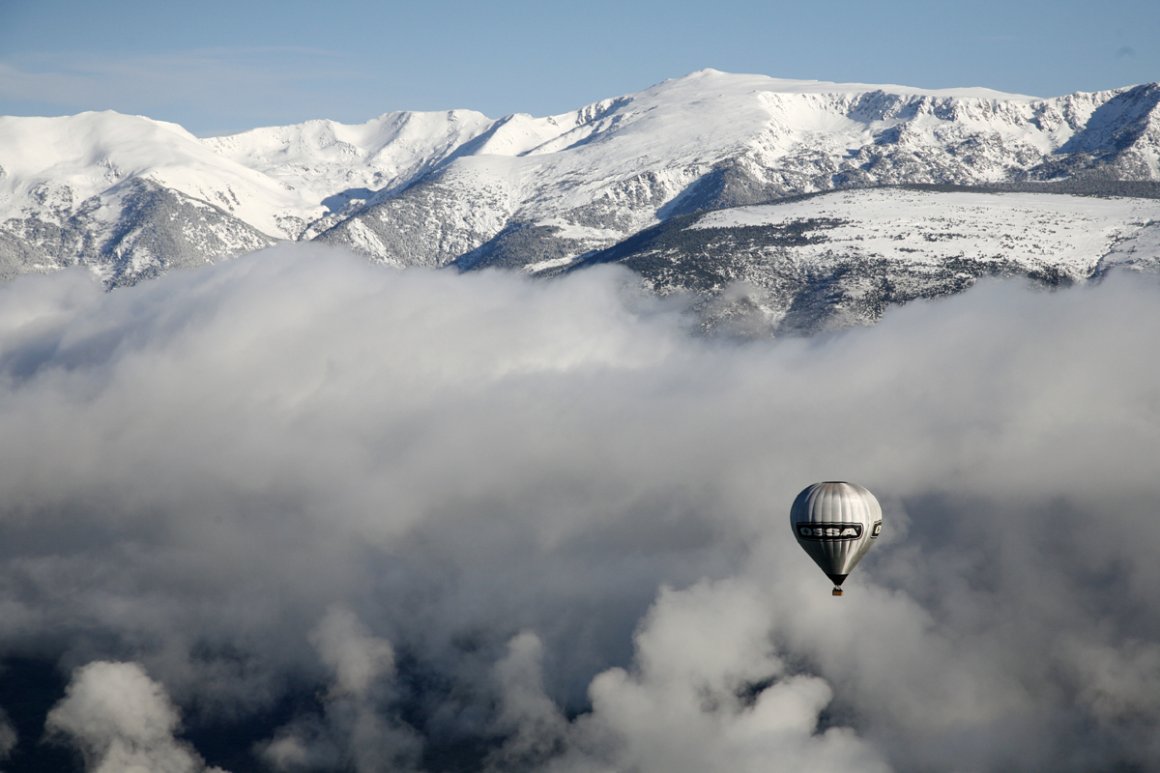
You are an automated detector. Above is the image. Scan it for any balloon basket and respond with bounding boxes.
[832,587,844,597]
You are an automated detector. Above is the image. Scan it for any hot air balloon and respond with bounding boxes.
[790,481,882,596]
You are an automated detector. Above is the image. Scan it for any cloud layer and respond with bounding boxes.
[46,660,224,773]
[2,245,1159,771]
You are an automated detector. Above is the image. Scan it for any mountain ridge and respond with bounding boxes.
[3,69,1160,332]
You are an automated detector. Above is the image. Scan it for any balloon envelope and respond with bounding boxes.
[790,481,882,593]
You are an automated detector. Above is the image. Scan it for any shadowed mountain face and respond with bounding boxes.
[1051,83,1160,157]
[6,67,1160,329]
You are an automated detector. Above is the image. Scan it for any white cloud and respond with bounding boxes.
[543,579,892,773]
[1,245,1159,770]
[45,661,225,773]
[310,607,396,699]
[260,605,421,772]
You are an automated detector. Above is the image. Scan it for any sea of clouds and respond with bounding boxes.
[1,244,1158,772]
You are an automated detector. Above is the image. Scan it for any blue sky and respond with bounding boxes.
[1,0,1157,135]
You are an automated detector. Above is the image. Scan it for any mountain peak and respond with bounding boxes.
[2,70,1159,289]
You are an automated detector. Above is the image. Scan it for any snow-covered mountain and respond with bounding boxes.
[3,69,1160,327]
[574,187,1160,334]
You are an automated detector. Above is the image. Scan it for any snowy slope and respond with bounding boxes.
[320,71,1160,271]
[577,187,1160,335]
[0,111,308,234]
[2,70,1160,287]
[691,188,1159,278]
[201,109,496,238]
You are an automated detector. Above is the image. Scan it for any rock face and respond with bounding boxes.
[2,70,1160,327]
